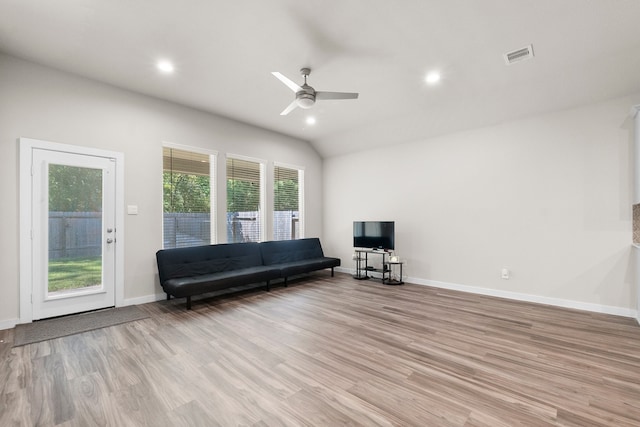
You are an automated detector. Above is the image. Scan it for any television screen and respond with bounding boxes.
[353,221,395,250]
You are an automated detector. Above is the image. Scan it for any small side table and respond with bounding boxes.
[383,261,404,285]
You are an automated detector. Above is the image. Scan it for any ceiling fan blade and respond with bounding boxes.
[316,91,359,100]
[280,99,298,115]
[272,72,302,92]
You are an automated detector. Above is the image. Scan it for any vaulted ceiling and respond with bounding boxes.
[1,0,640,157]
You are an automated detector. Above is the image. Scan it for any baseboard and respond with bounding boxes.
[122,293,166,307]
[412,277,637,318]
[0,318,19,331]
[334,267,637,319]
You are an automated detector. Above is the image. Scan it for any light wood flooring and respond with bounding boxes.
[1,273,640,426]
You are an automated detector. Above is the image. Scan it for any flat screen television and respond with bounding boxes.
[353,221,395,250]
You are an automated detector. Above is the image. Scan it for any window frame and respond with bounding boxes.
[225,154,266,243]
[273,161,304,241]
[162,142,217,248]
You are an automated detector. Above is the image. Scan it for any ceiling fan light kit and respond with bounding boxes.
[296,94,315,109]
[272,67,358,115]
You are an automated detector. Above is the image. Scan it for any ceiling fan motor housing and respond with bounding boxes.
[296,85,316,108]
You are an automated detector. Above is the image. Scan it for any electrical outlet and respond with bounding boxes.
[501,268,510,280]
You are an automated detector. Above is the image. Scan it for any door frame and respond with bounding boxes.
[19,137,125,324]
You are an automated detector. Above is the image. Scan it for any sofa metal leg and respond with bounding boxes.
[284,277,288,287]
[186,296,192,310]
[331,267,334,277]
[167,294,171,300]
[266,281,271,292]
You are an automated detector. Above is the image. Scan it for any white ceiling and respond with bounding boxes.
[1,0,640,158]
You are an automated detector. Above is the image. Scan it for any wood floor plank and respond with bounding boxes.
[111,381,177,427]
[2,273,640,425]
[68,371,118,426]
[0,388,31,427]
[273,363,397,427]
[169,400,224,427]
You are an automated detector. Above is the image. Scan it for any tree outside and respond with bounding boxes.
[49,165,102,211]
[163,172,210,213]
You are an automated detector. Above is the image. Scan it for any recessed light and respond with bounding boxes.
[425,71,441,85]
[306,116,316,125]
[157,60,174,74]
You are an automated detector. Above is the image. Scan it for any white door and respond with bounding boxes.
[30,147,117,320]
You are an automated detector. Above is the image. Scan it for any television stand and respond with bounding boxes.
[353,249,403,285]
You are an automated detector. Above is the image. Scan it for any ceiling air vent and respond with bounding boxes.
[503,44,534,65]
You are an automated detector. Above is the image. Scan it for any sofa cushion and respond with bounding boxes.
[260,238,340,277]
[162,265,281,297]
[156,242,264,284]
[260,238,326,265]
[275,258,340,277]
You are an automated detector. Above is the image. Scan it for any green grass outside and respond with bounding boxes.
[48,256,102,292]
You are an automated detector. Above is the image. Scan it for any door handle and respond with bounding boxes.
[106,238,114,244]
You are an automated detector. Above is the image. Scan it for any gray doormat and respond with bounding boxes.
[13,305,149,347]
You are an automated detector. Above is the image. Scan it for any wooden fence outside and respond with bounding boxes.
[49,211,301,257]
[49,212,101,260]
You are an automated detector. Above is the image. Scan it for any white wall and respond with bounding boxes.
[0,54,323,327]
[324,94,639,316]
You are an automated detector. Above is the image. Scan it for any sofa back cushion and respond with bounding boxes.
[260,238,325,265]
[156,242,264,283]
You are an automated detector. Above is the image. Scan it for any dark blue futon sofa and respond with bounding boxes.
[156,238,340,309]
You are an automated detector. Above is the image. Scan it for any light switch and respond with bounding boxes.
[127,205,138,215]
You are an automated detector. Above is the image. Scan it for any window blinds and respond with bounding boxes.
[226,157,261,212]
[163,147,213,248]
[273,165,300,240]
[274,165,299,211]
[163,147,210,176]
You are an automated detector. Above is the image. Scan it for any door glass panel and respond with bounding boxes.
[47,164,103,296]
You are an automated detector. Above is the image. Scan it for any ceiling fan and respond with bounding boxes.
[272,67,358,115]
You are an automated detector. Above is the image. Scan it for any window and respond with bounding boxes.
[163,146,216,248]
[273,164,303,240]
[226,156,264,243]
